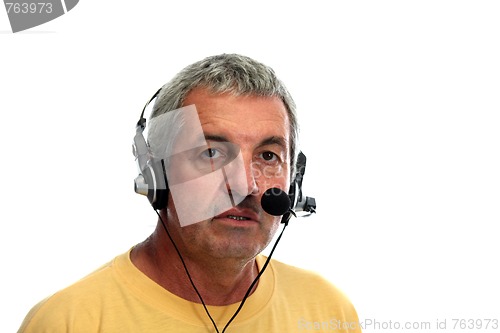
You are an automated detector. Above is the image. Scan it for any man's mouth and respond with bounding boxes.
[226,215,251,221]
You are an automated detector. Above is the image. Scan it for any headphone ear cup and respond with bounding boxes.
[153,188,169,210]
[141,159,169,210]
[152,159,169,210]
[281,152,308,223]
[139,164,156,208]
[288,180,298,210]
[290,151,307,209]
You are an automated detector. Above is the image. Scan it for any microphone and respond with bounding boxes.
[261,188,291,216]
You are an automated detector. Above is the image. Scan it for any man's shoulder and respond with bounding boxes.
[18,253,124,332]
[263,256,361,331]
[268,257,355,304]
[269,257,338,286]
[49,255,118,299]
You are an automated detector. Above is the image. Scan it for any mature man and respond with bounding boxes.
[19,54,361,332]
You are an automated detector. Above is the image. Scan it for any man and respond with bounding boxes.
[18,54,361,332]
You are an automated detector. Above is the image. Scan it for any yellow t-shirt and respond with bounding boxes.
[19,250,361,332]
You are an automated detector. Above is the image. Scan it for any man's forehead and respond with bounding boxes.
[165,88,290,156]
[196,105,289,143]
[202,133,289,150]
[184,87,287,113]
[165,104,206,155]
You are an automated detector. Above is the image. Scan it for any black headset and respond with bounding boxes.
[132,88,316,222]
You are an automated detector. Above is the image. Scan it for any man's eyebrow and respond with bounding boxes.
[204,134,229,143]
[258,136,288,150]
[203,135,287,150]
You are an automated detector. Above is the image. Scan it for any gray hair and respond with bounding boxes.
[147,53,300,177]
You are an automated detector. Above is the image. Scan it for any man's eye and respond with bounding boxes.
[202,148,221,159]
[261,151,277,161]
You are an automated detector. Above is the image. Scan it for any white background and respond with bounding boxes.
[1,1,499,332]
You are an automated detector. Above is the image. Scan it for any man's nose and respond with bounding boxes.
[244,160,259,196]
[223,152,259,200]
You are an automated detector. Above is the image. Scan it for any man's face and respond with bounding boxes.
[165,87,291,261]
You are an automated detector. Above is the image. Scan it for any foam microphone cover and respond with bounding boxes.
[261,188,291,216]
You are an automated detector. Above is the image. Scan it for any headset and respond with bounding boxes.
[132,88,316,221]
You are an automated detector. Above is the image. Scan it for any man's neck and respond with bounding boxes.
[130,224,259,306]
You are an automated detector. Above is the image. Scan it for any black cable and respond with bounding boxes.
[155,209,289,333]
[155,210,220,333]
